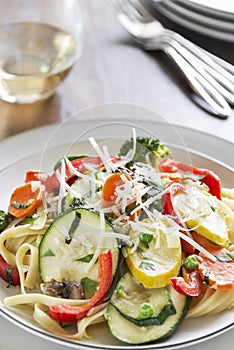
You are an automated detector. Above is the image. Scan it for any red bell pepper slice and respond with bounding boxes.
[25,171,54,193]
[0,255,20,286]
[162,182,195,256]
[49,250,113,323]
[162,182,186,221]
[159,158,178,173]
[170,267,203,296]
[49,156,120,191]
[159,159,221,200]
[25,171,48,183]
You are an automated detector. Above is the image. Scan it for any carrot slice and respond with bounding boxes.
[102,172,131,207]
[102,172,140,220]
[191,231,228,255]
[191,231,234,289]
[197,256,234,289]
[8,182,42,218]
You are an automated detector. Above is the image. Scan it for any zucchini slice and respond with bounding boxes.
[106,285,191,344]
[39,208,119,286]
[62,180,81,212]
[110,272,176,326]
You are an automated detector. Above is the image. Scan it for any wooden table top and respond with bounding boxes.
[0,0,233,143]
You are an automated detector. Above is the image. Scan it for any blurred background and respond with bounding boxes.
[0,0,233,141]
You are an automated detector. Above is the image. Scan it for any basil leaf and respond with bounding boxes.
[76,254,94,263]
[139,261,156,271]
[43,249,55,257]
[216,253,234,262]
[20,217,37,225]
[137,247,151,260]
[81,277,97,292]
[11,201,29,209]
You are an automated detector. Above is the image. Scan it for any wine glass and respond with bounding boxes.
[0,0,82,103]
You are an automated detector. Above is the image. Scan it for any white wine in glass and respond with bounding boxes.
[0,0,82,103]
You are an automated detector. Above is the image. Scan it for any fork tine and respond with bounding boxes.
[128,0,156,21]
[112,0,145,22]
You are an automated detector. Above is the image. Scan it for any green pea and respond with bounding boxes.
[184,255,198,270]
[139,303,154,319]
[116,285,126,297]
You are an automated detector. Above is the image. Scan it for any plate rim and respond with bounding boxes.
[161,0,234,31]
[151,1,234,41]
[189,0,234,15]
[0,305,233,350]
[0,119,233,170]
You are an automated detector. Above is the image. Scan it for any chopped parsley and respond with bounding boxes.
[11,201,30,209]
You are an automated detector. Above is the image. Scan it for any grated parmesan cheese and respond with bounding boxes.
[30,180,42,193]
[89,137,113,173]
[48,135,220,263]
[56,158,66,214]
[84,210,106,273]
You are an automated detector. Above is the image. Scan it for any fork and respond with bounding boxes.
[113,0,234,119]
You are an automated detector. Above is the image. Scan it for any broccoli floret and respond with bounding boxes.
[118,136,170,168]
[0,210,9,233]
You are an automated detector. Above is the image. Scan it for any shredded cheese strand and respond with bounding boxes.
[64,157,89,179]
[164,216,216,261]
[84,210,105,273]
[55,158,66,214]
[89,137,113,173]
[111,128,137,170]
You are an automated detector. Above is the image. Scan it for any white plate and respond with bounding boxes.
[152,0,234,41]
[189,0,234,14]
[160,0,234,32]
[0,115,234,350]
[178,0,234,20]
